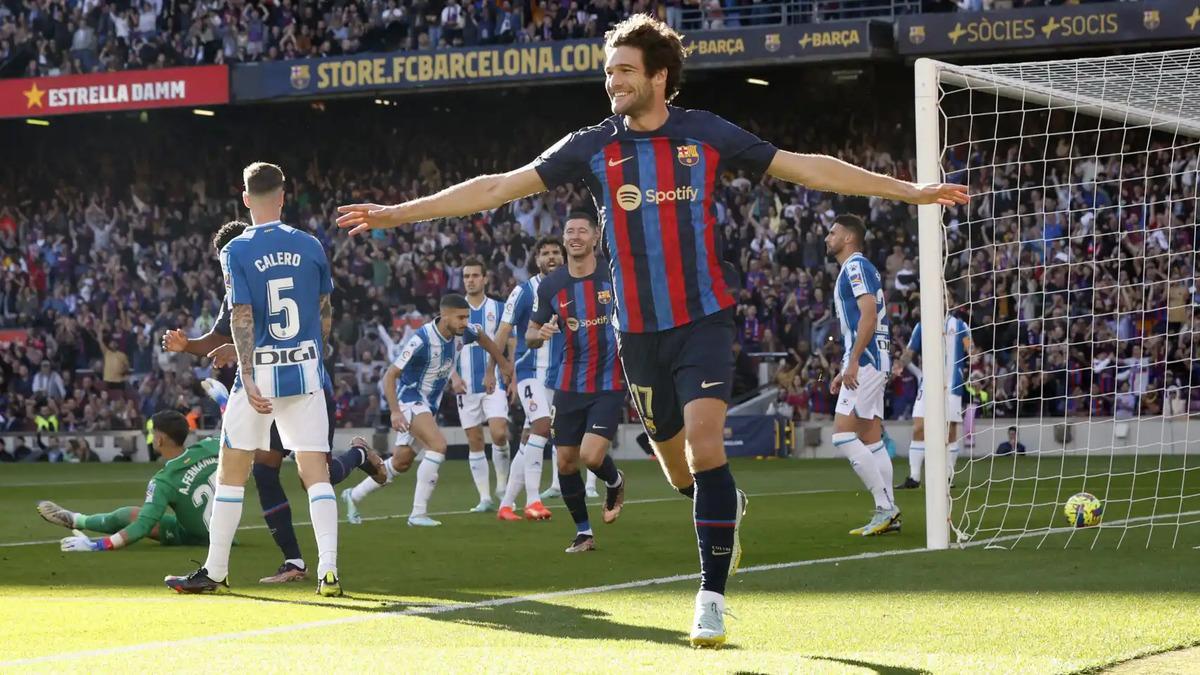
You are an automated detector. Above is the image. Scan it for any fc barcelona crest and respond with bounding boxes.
[290,65,312,90]
[909,25,926,44]
[597,290,612,305]
[764,33,781,53]
[1143,10,1160,30]
[677,144,700,167]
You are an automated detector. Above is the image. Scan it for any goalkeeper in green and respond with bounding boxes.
[37,411,217,551]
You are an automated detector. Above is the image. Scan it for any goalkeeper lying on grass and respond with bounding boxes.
[37,410,217,551]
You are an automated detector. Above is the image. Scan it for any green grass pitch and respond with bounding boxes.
[1,455,1198,673]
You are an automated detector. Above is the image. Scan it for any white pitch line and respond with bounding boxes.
[0,488,838,548]
[0,507,1194,667]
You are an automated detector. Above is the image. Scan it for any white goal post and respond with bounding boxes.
[914,48,1200,551]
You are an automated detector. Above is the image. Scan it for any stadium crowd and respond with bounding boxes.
[0,78,1195,445]
[1,0,1097,78]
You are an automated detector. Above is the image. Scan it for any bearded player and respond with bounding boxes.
[336,14,967,646]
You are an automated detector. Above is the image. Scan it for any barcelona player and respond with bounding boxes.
[337,14,967,647]
[527,212,626,552]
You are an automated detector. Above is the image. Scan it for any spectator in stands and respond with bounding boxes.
[995,427,1026,456]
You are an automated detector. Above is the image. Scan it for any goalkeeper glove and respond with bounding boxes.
[60,529,104,552]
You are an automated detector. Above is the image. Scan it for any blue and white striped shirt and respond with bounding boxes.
[395,320,479,408]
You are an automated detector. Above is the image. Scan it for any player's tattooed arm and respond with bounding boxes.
[231,304,256,376]
[320,293,332,343]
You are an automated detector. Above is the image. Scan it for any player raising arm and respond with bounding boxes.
[341,294,513,527]
[337,14,965,648]
[39,411,216,551]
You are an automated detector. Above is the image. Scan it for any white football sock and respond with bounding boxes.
[349,474,383,504]
[523,435,547,507]
[500,449,526,509]
[549,446,560,490]
[948,442,960,483]
[867,440,893,508]
[586,470,598,492]
[491,443,510,496]
[413,453,444,517]
[307,482,338,577]
[833,432,890,510]
[468,450,490,501]
[909,441,926,482]
[203,484,244,582]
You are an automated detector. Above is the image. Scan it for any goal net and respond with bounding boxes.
[914,48,1200,550]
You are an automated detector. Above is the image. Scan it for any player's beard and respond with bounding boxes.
[612,83,651,117]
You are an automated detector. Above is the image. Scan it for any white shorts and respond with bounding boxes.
[394,401,433,448]
[222,388,330,453]
[516,378,551,424]
[456,390,509,428]
[835,364,887,421]
[913,381,965,423]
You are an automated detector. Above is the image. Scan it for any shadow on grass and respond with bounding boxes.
[808,656,929,675]
[222,589,698,648]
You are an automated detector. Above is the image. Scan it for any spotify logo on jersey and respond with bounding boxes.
[615,184,642,211]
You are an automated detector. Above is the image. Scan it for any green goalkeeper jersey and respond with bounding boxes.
[117,437,220,547]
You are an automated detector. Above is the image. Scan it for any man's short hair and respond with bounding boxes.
[565,210,598,229]
[461,257,486,275]
[605,14,686,102]
[1008,426,1018,434]
[150,410,190,446]
[440,293,470,311]
[243,162,285,196]
[835,213,867,245]
[212,220,249,251]
[534,236,567,259]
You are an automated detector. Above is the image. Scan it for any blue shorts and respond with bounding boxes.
[617,308,735,442]
[551,390,624,447]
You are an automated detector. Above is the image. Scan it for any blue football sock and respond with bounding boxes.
[694,463,738,595]
[558,470,591,534]
[253,461,302,561]
[329,446,366,485]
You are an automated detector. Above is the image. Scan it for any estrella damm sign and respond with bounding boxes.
[898,1,1200,55]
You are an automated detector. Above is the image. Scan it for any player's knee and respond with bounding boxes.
[426,440,448,456]
[491,429,509,447]
[531,418,551,437]
[556,452,579,474]
[391,449,414,473]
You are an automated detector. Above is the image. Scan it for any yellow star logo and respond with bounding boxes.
[1042,17,1059,38]
[948,23,967,44]
[1187,7,1200,30]
[798,33,811,48]
[23,82,45,109]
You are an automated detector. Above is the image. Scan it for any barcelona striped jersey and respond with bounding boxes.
[456,296,506,394]
[502,274,564,387]
[393,320,480,408]
[531,265,623,393]
[533,106,778,334]
[220,221,332,398]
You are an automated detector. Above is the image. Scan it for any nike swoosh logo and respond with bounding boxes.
[591,425,607,430]
[607,157,633,167]
[559,301,573,311]
[700,381,724,389]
